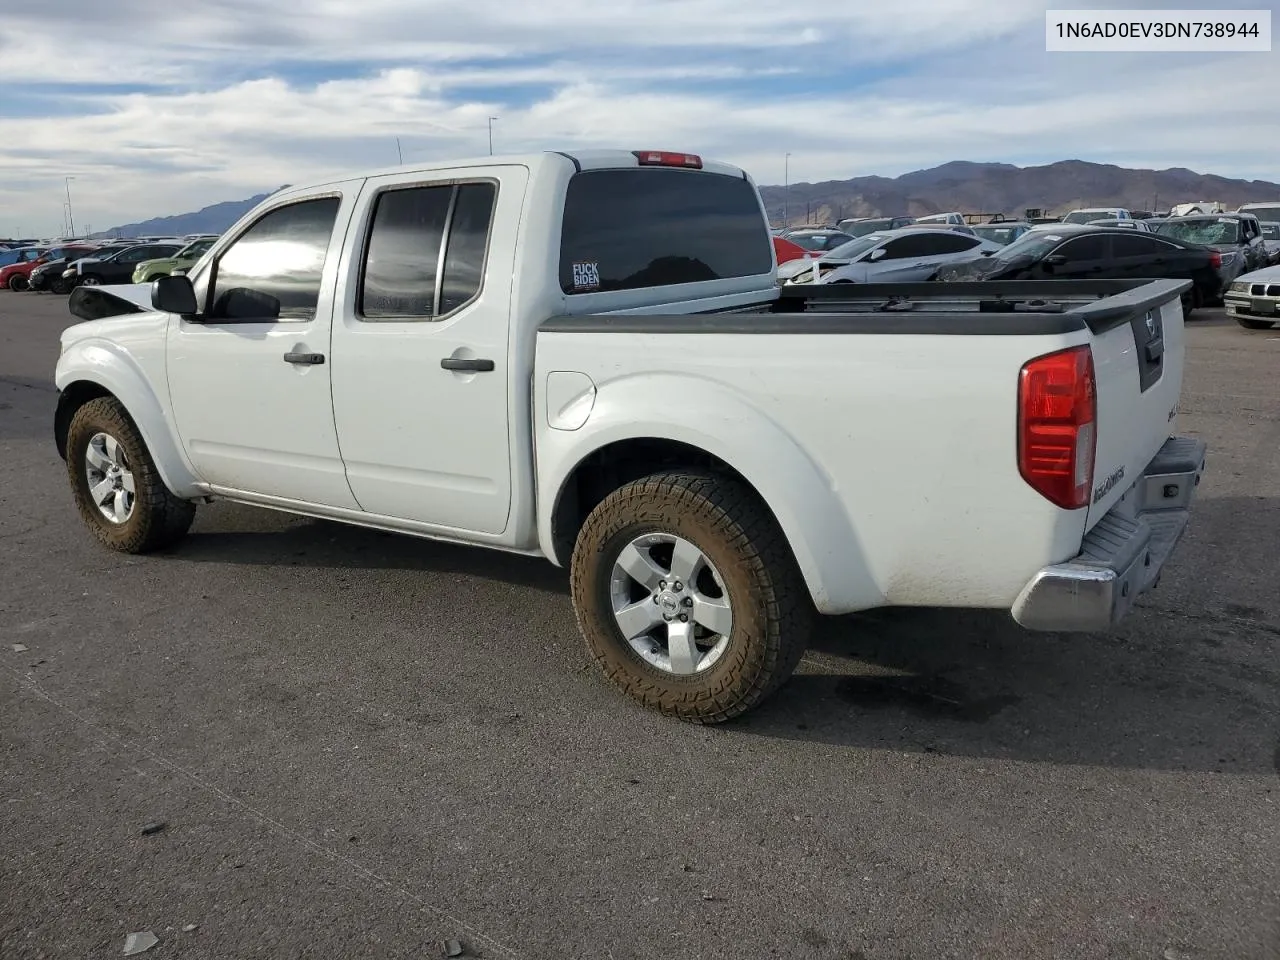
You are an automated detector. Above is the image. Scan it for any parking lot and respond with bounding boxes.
[2,292,1278,959]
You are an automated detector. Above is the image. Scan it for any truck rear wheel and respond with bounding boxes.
[570,470,811,723]
[65,397,196,553]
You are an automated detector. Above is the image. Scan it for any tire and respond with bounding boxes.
[570,469,812,723]
[65,397,196,554]
[1236,317,1276,330]
[81,275,100,286]
[9,274,28,292]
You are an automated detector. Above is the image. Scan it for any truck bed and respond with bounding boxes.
[535,277,1191,618]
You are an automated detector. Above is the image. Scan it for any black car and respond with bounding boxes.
[26,245,108,292]
[934,224,1221,312]
[69,243,184,288]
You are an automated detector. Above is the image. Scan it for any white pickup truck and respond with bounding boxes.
[54,148,1207,723]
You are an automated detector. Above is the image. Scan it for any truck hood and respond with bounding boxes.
[67,283,153,321]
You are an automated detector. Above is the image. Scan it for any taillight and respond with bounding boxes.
[632,150,703,169]
[1208,251,1222,269]
[1017,345,1096,510]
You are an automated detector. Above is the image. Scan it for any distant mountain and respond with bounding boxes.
[93,188,289,238]
[758,160,1280,227]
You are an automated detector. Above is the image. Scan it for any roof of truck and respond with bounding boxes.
[273,150,750,199]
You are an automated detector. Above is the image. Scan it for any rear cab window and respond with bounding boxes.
[559,168,772,294]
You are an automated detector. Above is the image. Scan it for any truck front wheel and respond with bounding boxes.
[65,397,196,553]
[570,470,811,723]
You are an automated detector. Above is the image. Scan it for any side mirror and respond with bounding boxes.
[867,247,887,261]
[151,274,198,314]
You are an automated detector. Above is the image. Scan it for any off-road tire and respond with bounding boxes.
[1236,317,1276,330]
[65,397,196,553]
[570,470,812,723]
[9,274,28,292]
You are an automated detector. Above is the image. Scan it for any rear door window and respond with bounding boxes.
[559,168,772,294]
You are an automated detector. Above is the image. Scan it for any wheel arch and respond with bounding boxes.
[54,349,203,498]
[537,381,883,615]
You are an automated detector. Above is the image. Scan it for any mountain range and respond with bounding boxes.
[92,189,285,239]
[95,161,1280,236]
[757,160,1280,226]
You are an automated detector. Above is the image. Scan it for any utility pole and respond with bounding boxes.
[396,138,403,164]
[488,117,498,155]
[64,176,76,236]
[783,153,791,227]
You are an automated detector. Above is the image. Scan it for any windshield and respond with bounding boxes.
[990,230,1067,262]
[1155,218,1240,245]
[972,225,1024,245]
[1239,205,1280,222]
[841,219,896,238]
[825,234,887,260]
[177,238,215,258]
[1062,210,1118,224]
[788,234,834,251]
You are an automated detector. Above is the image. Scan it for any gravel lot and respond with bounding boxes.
[2,291,1278,960]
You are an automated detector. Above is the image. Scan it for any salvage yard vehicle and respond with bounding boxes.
[131,235,219,284]
[787,227,1000,284]
[1223,264,1280,330]
[51,148,1207,723]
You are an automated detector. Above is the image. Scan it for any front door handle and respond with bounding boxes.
[441,357,495,372]
[283,352,325,365]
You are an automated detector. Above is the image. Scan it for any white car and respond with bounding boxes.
[913,211,966,226]
[1061,207,1132,224]
[1090,218,1152,232]
[52,147,1206,723]
[1223,263,1280,330]
[786,228,1002,284]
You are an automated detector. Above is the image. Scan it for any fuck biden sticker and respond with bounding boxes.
[571,261,601,291]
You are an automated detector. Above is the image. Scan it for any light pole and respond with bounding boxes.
[64,176,76,236]
[783,153,791,227]
[488,117,498,156]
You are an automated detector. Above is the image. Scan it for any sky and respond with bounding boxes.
[1,0,1277,236]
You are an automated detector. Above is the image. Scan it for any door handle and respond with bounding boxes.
[441,357,495,372]
[283,352,325,365]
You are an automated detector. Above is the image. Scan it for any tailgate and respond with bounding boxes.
[1085,292,1185,528]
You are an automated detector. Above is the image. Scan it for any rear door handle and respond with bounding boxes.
[441,357,495,372]
[283,352,325,365]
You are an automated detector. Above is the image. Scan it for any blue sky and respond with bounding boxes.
[0,0,1275,236]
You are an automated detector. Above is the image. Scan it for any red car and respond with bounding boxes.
[0,244,97,291]
[772,235,809,265]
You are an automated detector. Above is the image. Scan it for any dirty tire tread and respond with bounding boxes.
[570,470,811,724]
[66,396,196,554]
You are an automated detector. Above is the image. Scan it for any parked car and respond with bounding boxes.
[897,222,978,236]
[1235,202,1280,224]
[31,244,133,292]
[1,244,97,291]
[1061,208,1133,224]
[1223,264,1280,329]
[771,234,810,265]
[913,211,965,226]
[1153,214,1268,291]
[835,216,916,237]
[50,147,1204,723]
[1090,218,1152,232]
[66,242,185,288]
[971,220,1033,245]
[1169,201,1228,217]
[785,228,1001,285]
[131,236,220,283]
[1259,222,1280,265]
[934,224,1221,313]
[0,245,46,269]
[779,229,855,253]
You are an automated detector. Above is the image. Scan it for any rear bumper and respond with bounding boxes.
[1011,436,1207,632]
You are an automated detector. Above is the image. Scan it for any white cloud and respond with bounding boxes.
[0,0,1276,235]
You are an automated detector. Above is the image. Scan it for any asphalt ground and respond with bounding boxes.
[1,290,1278,960]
